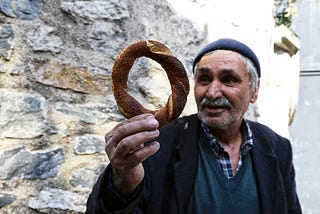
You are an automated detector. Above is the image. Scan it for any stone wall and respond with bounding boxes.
[0,0,299,213]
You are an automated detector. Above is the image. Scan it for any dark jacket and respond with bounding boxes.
[86,114,301,214]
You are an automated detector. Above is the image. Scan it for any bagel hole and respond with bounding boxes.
[127,57,172,110]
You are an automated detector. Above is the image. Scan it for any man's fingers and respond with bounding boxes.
[106,114,158,148]
[114,129,160,157]
[126,141,160,166]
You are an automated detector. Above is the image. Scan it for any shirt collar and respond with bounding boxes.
[200,119,254,157]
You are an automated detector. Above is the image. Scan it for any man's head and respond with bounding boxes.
[193,38,260,131]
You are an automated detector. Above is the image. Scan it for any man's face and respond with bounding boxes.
[194,50,259,130]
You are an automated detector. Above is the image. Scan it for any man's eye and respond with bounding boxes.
[221,76,239,84]
[197,76,211,84]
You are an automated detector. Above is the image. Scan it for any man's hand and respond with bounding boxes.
[105,113,160,197]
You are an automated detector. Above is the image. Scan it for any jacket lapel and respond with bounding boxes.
[173,114,200,213]
[250,123,281,214]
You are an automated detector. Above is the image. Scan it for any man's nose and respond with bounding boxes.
[206,81,223,100]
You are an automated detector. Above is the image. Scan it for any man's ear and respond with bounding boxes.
[250,79,260,103]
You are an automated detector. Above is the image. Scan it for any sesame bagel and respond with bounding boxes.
[112,40,190,127]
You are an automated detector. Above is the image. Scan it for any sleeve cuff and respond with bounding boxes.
[101,165,144,211]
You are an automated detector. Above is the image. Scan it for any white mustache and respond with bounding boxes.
[200,97,232,110]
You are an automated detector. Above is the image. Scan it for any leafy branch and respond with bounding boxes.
[274,0,297,30]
